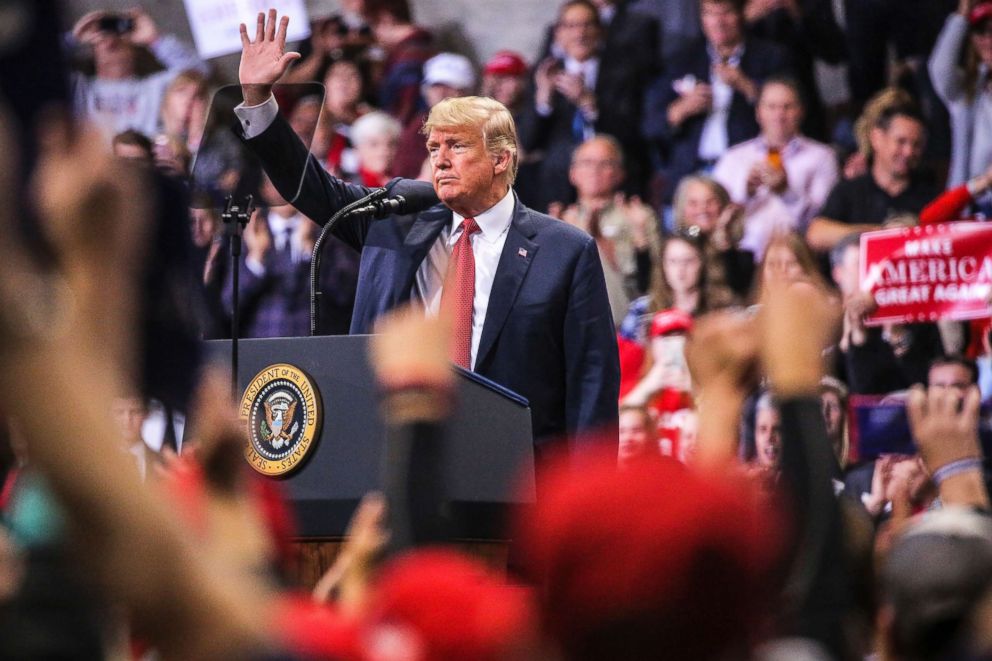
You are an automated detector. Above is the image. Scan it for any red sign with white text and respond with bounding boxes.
[860,223,992,325]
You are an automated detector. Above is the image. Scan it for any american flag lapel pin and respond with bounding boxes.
[518,247,528,258]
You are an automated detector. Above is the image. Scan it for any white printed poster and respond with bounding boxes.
[183,0,311,59]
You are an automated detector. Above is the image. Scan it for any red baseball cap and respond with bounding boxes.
[362,549,538,661]
[515,448,785,660]
[483,50,527,77]
[649,307,693,337]
[969,1,992,27]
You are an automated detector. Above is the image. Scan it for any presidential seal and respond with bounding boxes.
[239,363,322,476]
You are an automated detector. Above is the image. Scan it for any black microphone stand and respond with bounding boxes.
[222,194,255,397]
[309,187,388,336]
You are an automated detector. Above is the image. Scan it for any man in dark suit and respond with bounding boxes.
[236,10,620,452]
[221,175,359,338]
[641,0,790,203]
[517,0,654,211]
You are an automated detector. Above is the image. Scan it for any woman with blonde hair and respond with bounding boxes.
[672,175,754,298]
[159,68,209,150]
[752,232,830,303]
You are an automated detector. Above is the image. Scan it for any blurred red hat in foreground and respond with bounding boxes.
[363,549,539,661]
[275,549,538,661]
[517,450,784,661]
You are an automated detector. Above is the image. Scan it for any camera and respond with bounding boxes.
[97,14,134,35]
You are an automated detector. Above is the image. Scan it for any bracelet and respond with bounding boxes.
[932,457,984,485]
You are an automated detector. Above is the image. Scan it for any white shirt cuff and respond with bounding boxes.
[234,94,279,139]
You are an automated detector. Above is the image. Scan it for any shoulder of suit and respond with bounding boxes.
[665,39,709,72]
[744,36,789,64]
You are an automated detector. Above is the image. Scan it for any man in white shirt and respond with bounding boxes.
[712,77,839,259]
[641,0,789,203]
[519,0,653,210]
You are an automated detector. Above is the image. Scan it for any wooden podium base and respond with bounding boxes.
[289,539,511,588]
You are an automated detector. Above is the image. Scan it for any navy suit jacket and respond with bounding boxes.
[642,37,791,202]
[244,114,620,450]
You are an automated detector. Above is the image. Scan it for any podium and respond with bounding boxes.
[207,335,535,541]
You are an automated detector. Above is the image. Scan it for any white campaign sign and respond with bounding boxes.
[183,0,311,59]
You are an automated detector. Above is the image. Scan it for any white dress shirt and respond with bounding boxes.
[698,45,743,161]
[415,188,515,369]
[234,95,515,370]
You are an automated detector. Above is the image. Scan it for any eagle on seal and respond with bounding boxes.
[264,399,298,449]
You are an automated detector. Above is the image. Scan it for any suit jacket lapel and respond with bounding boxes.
[476,201,538,367]
[395,205,450,301]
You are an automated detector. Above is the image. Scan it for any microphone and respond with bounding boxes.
[345,178,440,219]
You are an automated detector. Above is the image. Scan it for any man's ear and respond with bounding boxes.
[868,126,885,153]
[492,148,511,176]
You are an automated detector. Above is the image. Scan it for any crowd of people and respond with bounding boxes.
[5,0,992,658]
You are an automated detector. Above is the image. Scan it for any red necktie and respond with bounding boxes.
[442,217,481,369]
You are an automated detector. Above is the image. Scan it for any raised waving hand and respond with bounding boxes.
[239,9,301,105]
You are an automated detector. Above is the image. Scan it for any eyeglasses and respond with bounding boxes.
[973,23,992,37]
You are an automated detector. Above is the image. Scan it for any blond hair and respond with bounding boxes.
[421,96,519,184]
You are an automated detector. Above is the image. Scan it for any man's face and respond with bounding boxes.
[190,207,219,248]
[831,244,860,298]
[289,101,322,142]
[754,406,781,468]
[427,125,507,215]
[820,390,844,440]
[619,409,654,463]
[93,34,136,77]
[928,363,973,394]
[756,83,803,145]
[569,139,624,198]
[482,73,526,110]
[701,1,743,52]
[111,397,147,444]
[870,116,925,179]
[555,4,601,62]
[325,61,363,108]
